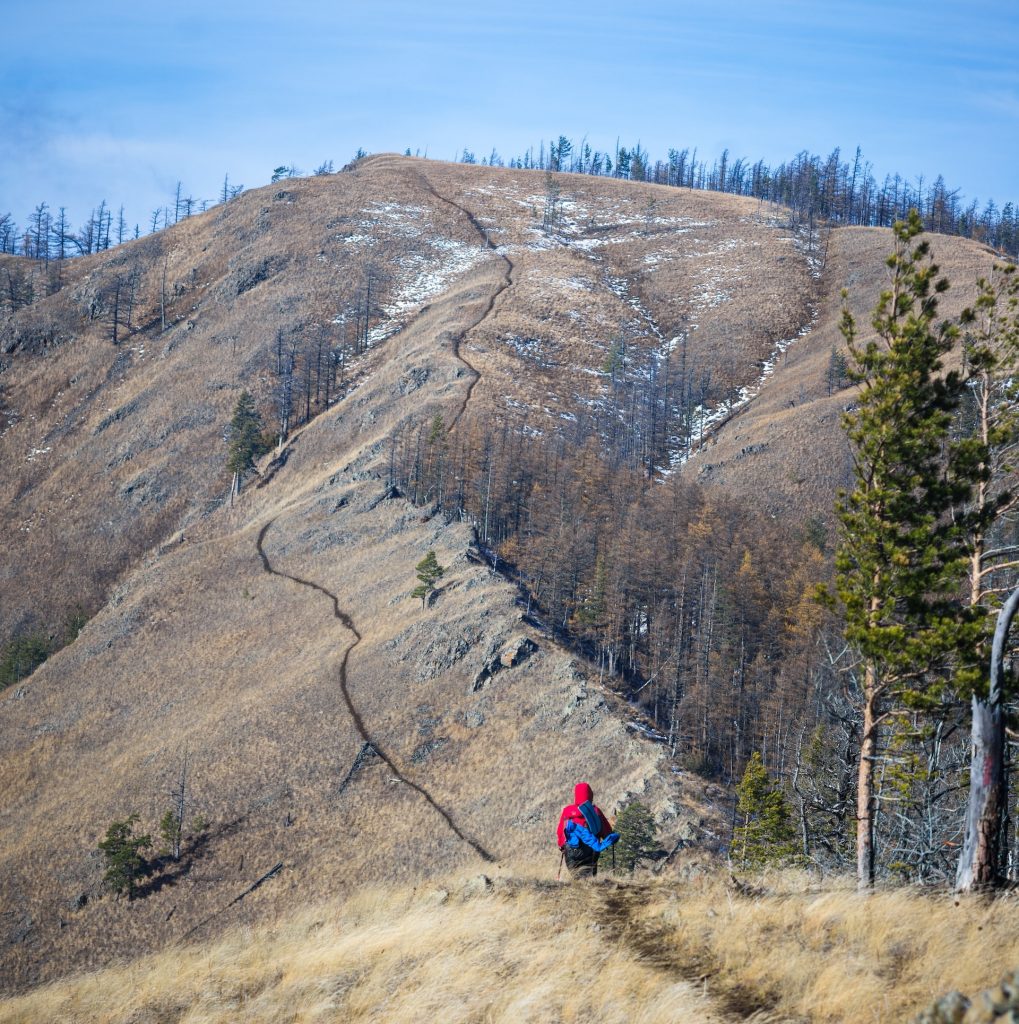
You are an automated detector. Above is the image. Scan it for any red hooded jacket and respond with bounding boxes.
[556,782,612,848]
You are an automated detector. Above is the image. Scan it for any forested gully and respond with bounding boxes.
[393,405,862,871]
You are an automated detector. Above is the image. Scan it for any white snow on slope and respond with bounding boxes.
[678,308,820,468]
[331,236,491,347]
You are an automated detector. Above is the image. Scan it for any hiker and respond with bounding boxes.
[557,782,619,878]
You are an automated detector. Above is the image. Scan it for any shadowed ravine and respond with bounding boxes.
[255,519,496,863]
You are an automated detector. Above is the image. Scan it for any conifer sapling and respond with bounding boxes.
[613,801,658,872]
[98,814,152,899]
[411,550,445,608]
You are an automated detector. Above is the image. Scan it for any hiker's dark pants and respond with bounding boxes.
[563,845,600,879]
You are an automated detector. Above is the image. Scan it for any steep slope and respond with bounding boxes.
[693,226,1000,522]
[1,370,720,990]
[0,155,815,642]
[1,158,743,990]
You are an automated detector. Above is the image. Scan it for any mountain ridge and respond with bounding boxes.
[0,155,1003,994]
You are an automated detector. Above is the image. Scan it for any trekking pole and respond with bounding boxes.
[557,849,565,881]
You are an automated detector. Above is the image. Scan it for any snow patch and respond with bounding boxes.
[679,307,820,467]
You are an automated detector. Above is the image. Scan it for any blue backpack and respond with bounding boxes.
[564,816,620,853]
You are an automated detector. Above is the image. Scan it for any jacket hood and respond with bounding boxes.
[574,782,593,804]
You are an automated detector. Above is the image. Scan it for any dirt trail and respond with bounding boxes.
[255,518,495,863]
[594,882,783,1022]
[416,172,515,430]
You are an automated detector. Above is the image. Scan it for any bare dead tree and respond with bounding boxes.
[273,327,297,448]
[108,275,122,345]
[160,250,168,332]
[161,745,190,861]
[957,587,1019,890]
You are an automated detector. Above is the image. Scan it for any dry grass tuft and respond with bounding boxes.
[649,867,1019,1023]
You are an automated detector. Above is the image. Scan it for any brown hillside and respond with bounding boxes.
[0,156,1002,996]
[1,156,764,993]
[693,226,1000,523]
[1,154,815,641]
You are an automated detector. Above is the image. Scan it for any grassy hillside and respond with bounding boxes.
[0,456,719,989]
[1,156,997,645]
[0,155,819,643]
[696,225,998,521]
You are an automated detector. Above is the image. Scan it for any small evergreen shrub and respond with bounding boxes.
[613,801,659,872]
[411,550,445,607]
[732,751,798,869]
[98,815,152,899]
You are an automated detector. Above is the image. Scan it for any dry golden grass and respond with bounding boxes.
[3,865,1017,1024]
[0,428,708,990]
[447,162,814,425]
[3,154,1004,1001]
[2,155,997,639]
[0,871,728,1024]
[0,155,484,638]
[649,867,1019,1023]
[0,154,827,638]
[695,225,1001,523]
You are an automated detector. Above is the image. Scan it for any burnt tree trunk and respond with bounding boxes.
[956,585,1019,891]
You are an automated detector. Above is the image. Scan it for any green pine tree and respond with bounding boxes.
[613,801,658,872]
[732,752,797,870]
[427,412,446,446]
[226,390,270,500]
[0,629,53,689]
[411,550,445,608]
[572,554,608,632]
[830,210,983,889]
[826,343,848,395]
[98,814,152,899]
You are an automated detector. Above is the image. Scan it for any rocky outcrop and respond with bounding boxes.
[470,635,537,691]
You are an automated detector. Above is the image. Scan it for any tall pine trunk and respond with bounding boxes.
[857,668,878,890]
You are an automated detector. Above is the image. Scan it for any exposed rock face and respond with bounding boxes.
[471,635,538,691]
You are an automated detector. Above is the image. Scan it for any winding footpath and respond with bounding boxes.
[256,175,514,489]
[416,173,516,431]
[256,518,495,863]
[247,176,520,865]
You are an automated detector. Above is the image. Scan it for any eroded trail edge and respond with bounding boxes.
[256,518,495,863]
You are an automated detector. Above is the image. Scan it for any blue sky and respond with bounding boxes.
[2,0,1017,231]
